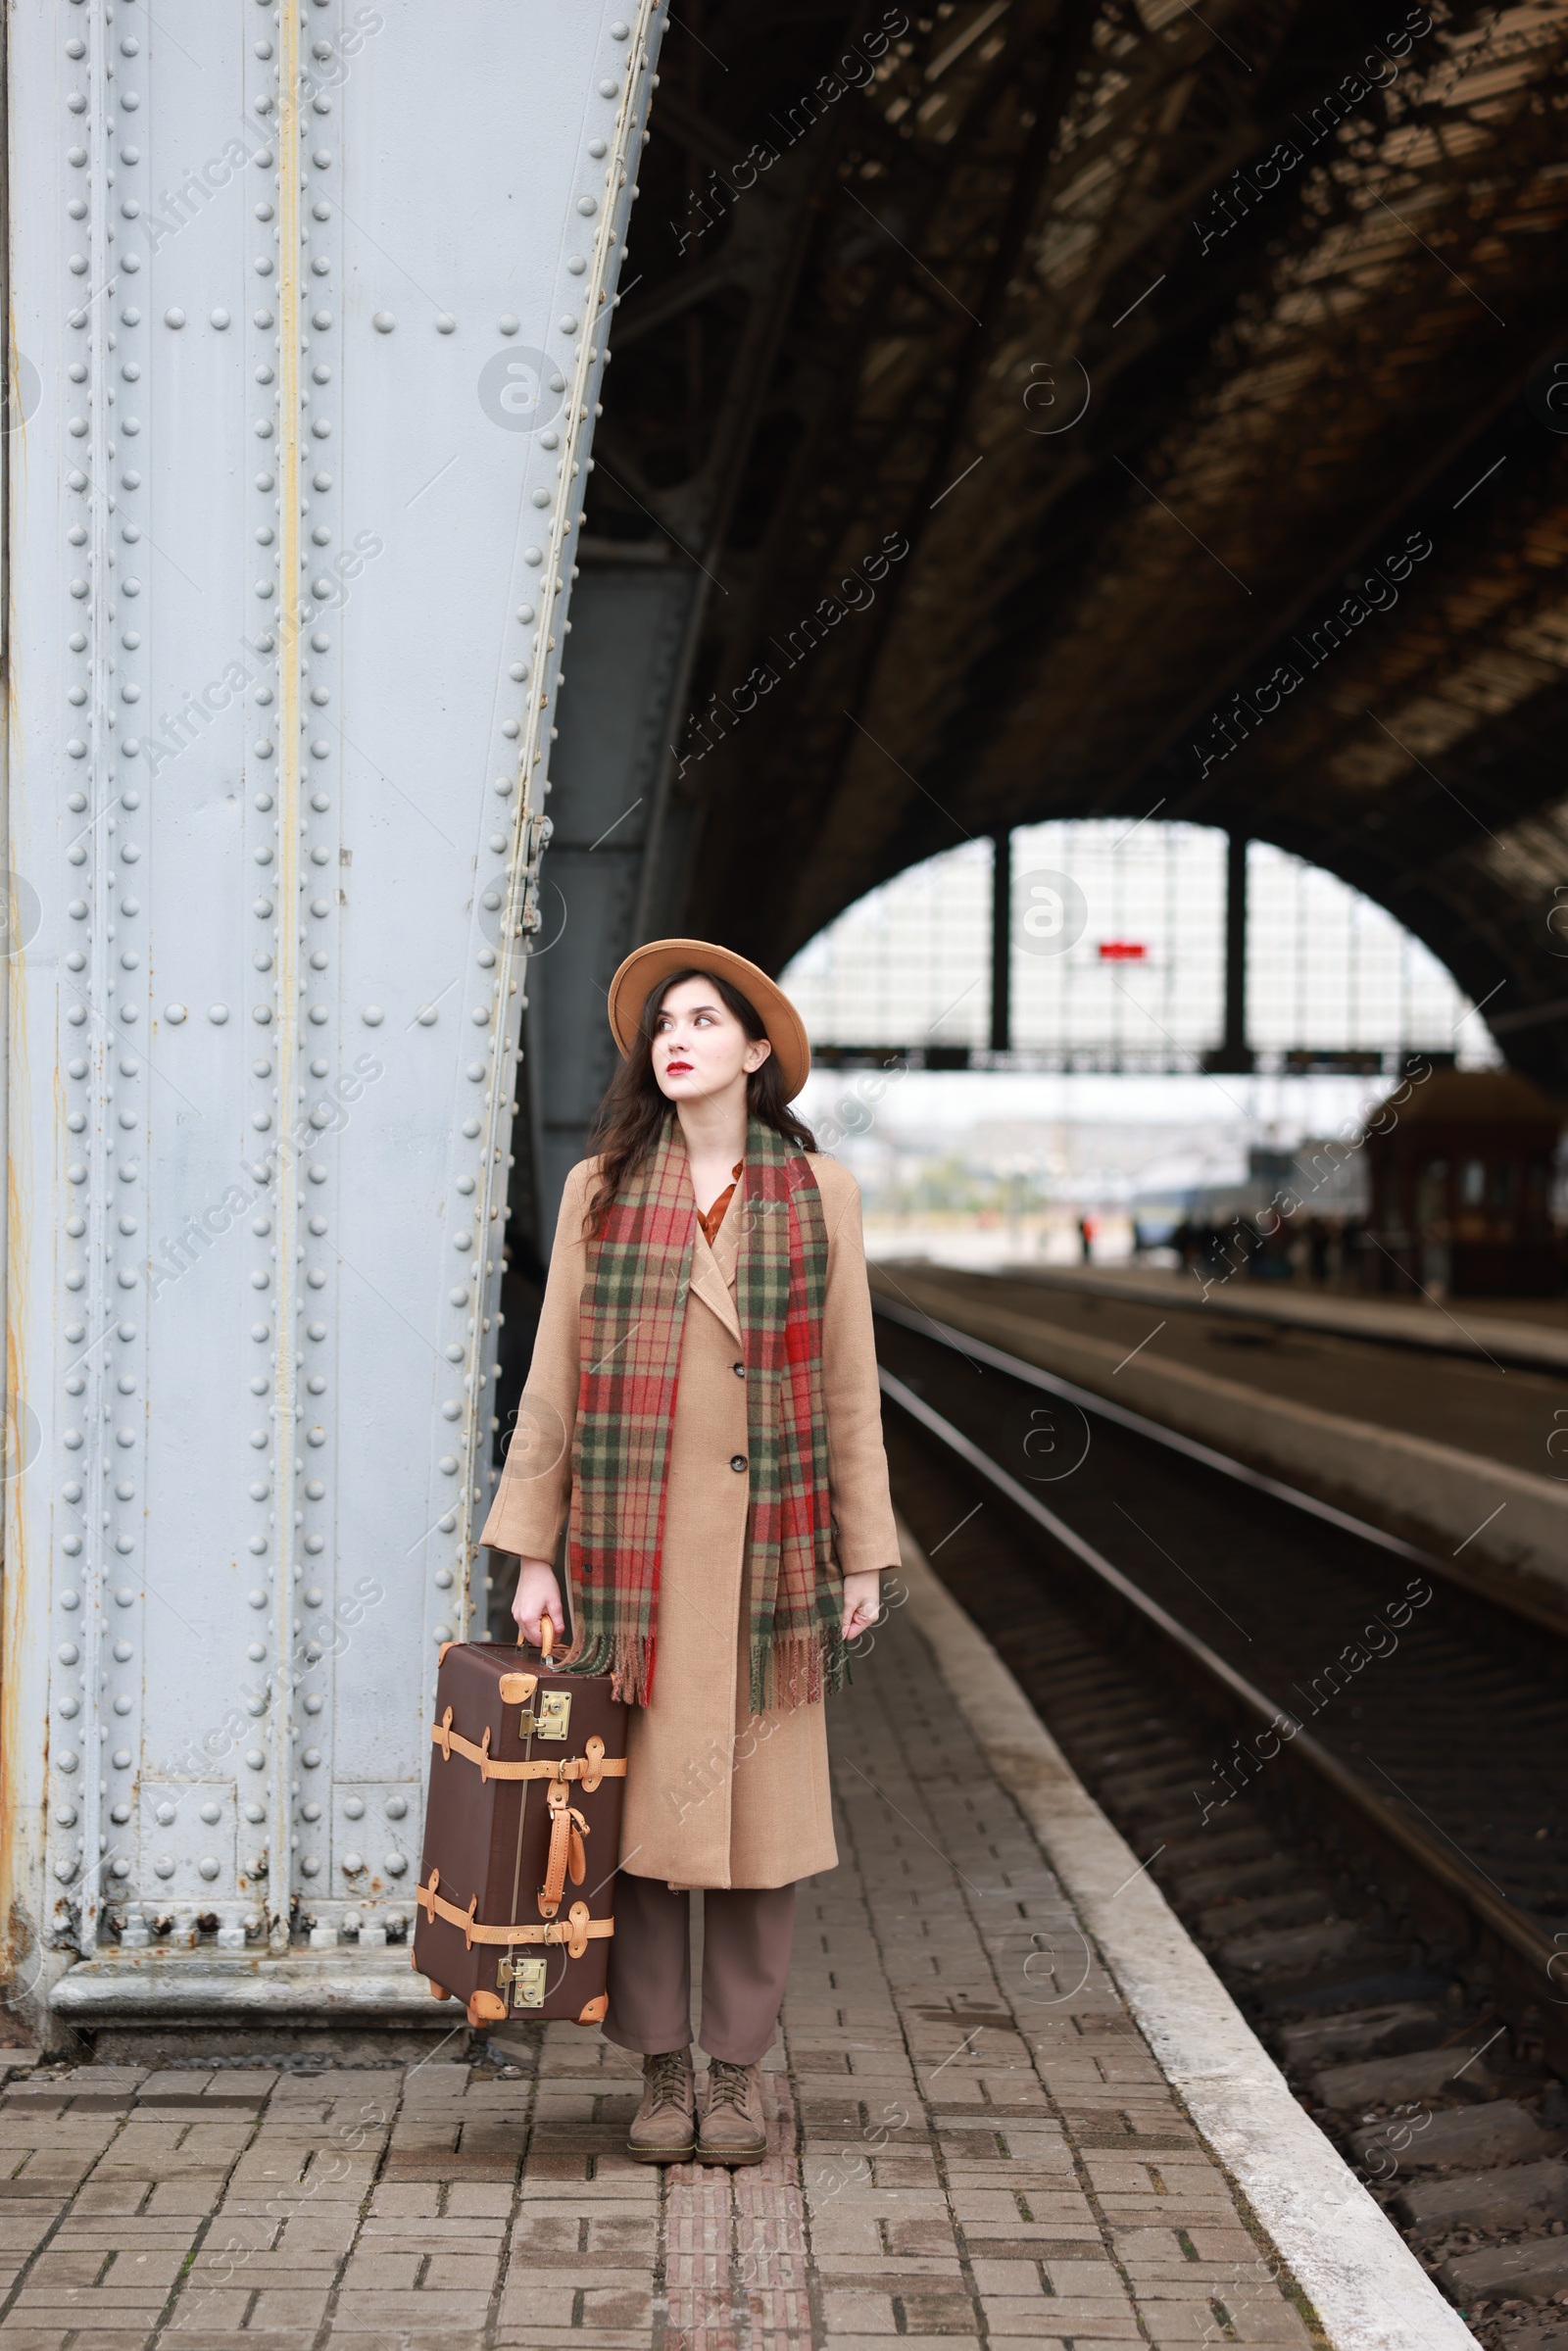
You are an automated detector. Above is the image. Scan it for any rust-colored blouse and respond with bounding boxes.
[697,1158,744,1249]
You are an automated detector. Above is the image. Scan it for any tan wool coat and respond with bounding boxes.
[478,1148,900,1889]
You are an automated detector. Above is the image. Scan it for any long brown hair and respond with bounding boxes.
[585,967,816,1233]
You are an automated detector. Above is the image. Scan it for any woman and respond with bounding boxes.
[478,938,898,2166]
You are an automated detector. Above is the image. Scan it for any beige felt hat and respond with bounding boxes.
[606,938,811,1101]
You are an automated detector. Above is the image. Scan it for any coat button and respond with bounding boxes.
[732,1360,746,1378]
[729,1453,747,1473]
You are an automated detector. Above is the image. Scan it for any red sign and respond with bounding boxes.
[1098,941,1147,960]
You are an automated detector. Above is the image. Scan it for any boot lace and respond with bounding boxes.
[646,2049,691,2112]
[707,2059,753,2113]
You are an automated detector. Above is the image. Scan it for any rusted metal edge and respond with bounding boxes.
[47,1949,437,2016]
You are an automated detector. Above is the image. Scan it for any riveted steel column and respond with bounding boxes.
[3,0,666,2033]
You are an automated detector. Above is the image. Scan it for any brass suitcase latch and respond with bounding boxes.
[498,1955,548,2009]
[535,1690,571,1740]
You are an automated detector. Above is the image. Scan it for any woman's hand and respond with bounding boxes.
[512,1557,565,1648]
[842,1571,882,1644]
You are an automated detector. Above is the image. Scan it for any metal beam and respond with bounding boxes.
[990,828,1012,1053]
[1203,832,1253,1075]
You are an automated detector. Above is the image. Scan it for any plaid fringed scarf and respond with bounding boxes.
[565,1111,844,1713]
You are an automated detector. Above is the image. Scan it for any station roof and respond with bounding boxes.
[589,0,1568,1089]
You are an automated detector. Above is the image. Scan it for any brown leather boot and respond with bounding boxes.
[626,2046,696,2164]
[697,2058,767,2166]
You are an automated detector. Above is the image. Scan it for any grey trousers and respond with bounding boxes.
[603,1874,796,2065]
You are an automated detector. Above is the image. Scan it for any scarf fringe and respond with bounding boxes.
[562,1624,657,1709]
[749,1624,848,1717]
[567,1623,847,1717]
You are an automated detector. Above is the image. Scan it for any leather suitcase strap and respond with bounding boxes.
[537,1788,590,1922]
[417,1871,613,1957]
[429,1713,627,1789]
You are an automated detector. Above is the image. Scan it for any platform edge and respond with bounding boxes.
[893,1514,1481,2351]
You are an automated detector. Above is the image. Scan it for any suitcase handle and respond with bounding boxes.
[517,1612,557,1662]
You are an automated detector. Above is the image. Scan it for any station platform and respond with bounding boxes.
[0,1537,1463,2349]
[870,1261,1568,1608]
[873,1263,1564,1474]
[946,1264,1568,1374]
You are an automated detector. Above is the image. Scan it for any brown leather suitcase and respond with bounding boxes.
[413,1623,629,2029]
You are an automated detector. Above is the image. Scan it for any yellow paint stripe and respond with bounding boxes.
[270,8,302,1948]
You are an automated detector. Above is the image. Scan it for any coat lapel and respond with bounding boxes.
[710,1177,742,1289]
[690,1205,743,1344]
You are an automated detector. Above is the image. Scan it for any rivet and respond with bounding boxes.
[576,196,598,217]
[362,1004,384,1026]
[211,308,231,329]
[435,313,456,333]
[611,19,630,35]
[209,1004,230,1024]
[560,315,580,335]
[164,306,185,328]
[372,310,395,332]
[523,547,543,566]
[498,314,519,336]
[416,1005,438,1025]
[599,77,620,98]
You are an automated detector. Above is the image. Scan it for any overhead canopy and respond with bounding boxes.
[588,0,1568,1087]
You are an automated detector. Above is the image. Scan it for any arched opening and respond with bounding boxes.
[783,821,1496,1074]
[781,820,1507,1278]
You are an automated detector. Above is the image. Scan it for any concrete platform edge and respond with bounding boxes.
[894,1515,1481,2351]
[1006,1262,1568,1373]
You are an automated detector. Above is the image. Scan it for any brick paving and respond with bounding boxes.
[0,1597,1318,2347]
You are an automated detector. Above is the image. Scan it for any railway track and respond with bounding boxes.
[874,1296,1568,2351]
